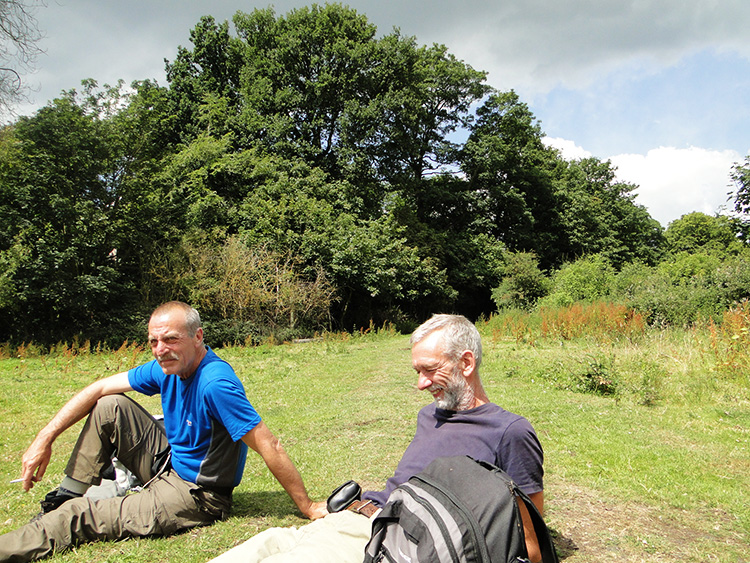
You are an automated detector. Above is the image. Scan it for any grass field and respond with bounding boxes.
[0,320,748,562]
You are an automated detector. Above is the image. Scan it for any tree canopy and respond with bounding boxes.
[3,4,740,346]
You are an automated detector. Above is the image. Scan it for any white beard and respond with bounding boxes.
[434,365,474,411]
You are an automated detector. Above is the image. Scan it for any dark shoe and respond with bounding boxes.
[30,488,82,522]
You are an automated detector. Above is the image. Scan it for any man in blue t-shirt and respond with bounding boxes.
[0,301,327,562]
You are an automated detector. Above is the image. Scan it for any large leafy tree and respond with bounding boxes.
[664,212,743,255]
[351,35,489,190]
[461,91,564,268]
[0,85,128,342]
[164,15,242,144]
[233,6,377,161]
[555,157,664,267]
[158,5,495,324]
[0,79,180,344]
[166,5,490,217]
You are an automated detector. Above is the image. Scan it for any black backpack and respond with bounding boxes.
[363,456,559,563]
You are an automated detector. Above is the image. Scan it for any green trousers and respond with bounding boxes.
[0,395,229,562]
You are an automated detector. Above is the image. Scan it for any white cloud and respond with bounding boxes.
[543,137,592,160]
[420,0,750,99]
[610,147,742,227]
[543,139,743,228]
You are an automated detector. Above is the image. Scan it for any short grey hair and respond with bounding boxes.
[410,314,482,369]
[151,301,202,336]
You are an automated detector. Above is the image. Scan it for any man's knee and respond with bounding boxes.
[88,394,120,418]
[93,393,131,411]
[89,394,144,426]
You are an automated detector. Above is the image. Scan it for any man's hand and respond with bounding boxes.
[20,436,53,492]
[17,372,132,493]
[303,500,329,520]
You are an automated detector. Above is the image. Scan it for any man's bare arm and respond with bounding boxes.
[21,372,132,491]
[518,490,544,563]
[242,421,327,520]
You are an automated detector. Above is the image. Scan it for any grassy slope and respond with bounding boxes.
[0,330,747,562]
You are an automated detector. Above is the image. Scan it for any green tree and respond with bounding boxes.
[538,254,616,308]
[0,88,125,343]
[0,80,179,344]
[492,251,550,310]
[665,212,743,255]
[556,157,664,267]
[159,6,496,324]
[164,15,242,143]
[389,173,506,318]
[461,91,564,268]
[233,6,377,161]
[352,36,489,189]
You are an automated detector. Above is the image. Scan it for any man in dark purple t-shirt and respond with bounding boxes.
[361,313,545,562]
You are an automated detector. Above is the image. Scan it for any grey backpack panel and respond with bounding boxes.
[364,456,558,563]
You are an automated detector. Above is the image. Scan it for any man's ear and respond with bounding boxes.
[195,327,204,344]
[460,350,476,377]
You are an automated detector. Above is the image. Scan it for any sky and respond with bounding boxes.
[12,0,750,228]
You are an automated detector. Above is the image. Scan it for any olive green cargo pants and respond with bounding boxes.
[0,395,229,562]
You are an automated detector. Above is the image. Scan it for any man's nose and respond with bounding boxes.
[154,340,168,356]
[417,373,433,390]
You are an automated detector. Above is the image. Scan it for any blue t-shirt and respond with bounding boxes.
[364,402,544,506]
[128,347,261,490]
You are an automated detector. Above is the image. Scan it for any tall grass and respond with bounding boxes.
[707,299,750,382]
[486,301,750,405]
[539,302,646,342]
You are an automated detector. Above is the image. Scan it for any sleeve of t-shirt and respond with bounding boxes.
[499,417,545,495]
[128,360,162,396]
[203,375,262,442]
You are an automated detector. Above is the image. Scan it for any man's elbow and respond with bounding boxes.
[267,435,285,456]
[246,423,287,460]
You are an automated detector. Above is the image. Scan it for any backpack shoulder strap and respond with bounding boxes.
[473,459,559,563]
[516,486,559,563]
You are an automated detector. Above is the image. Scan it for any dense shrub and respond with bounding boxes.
[611,252,750,326]
[491,252,550,310]
[536,254,615,309]
[154,236,335,344]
